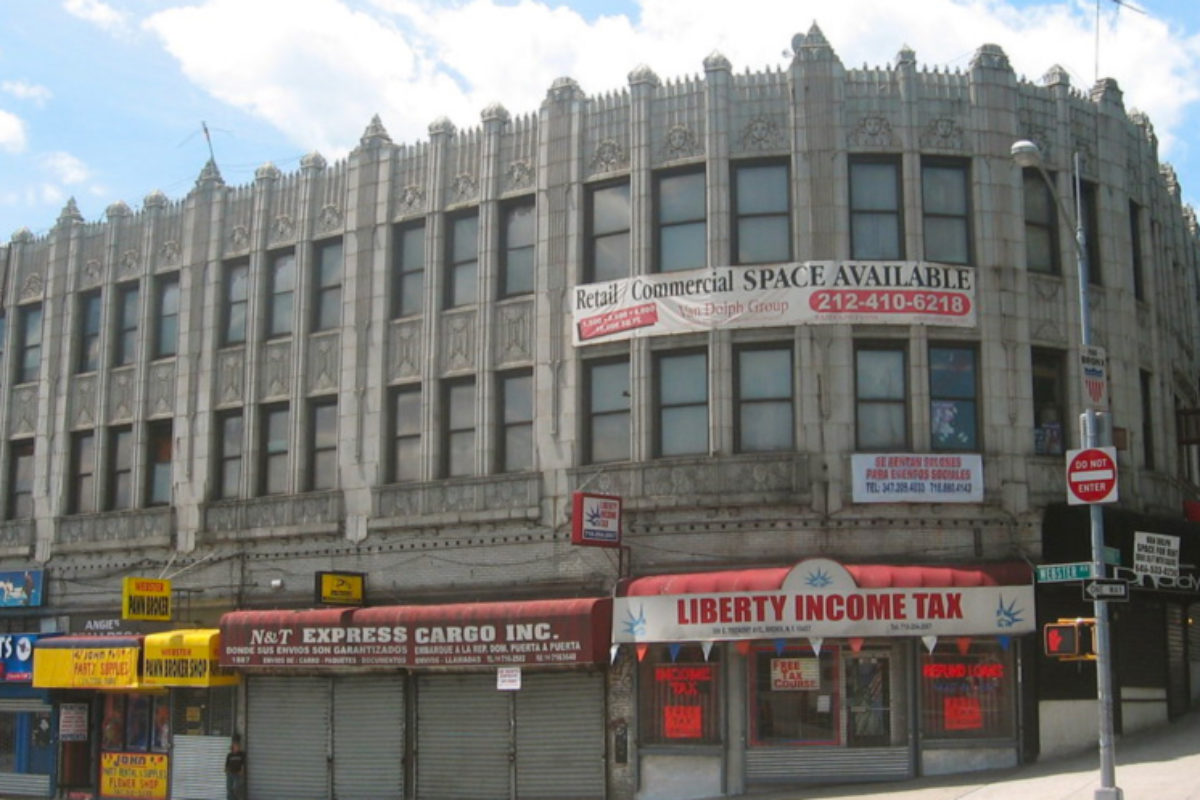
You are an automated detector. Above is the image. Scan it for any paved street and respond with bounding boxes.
[748,708,1200,799]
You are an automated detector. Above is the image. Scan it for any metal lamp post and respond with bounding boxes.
[1011,139,1122,800]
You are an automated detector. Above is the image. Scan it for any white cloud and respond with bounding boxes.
[1,81,52,106]
[63,0,128,33]
[141,0,1200,167]
[0,110,28,153]
[40,152,91,185]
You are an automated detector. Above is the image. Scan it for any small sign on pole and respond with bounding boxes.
[1080,345,1109,411]
[1065,447,1118,505]
[571,492,622,547]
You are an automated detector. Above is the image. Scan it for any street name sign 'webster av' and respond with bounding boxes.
[1065,446,1118,505]
[1036,562,1096,583]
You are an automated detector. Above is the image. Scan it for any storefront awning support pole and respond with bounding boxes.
[1012,141,1122,800]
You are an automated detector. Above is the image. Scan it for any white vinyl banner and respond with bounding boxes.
[851,453,984,503]
[572,261,976,345]
[613,559,1034,643]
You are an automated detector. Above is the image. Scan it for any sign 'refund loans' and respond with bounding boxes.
[572,261,975,345]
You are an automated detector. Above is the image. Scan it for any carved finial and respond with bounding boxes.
[896,45,916,68]
[195,158,224,189]
[428,116,456,137]
[255,162,281,181]
[481,103,510,124]
[360,114,392,147]
[105,201,131,220]
[58,197,84,226]
[969,43,1011,72]
[628,64,660,87]
[703,51,731,72]
[1090,77,1123,107]
[143,190,168,210]
[301,151,327,171]
[545,76,584,103]
[1043,64,1071,87]
[793,21,836,62]
[11,228,34,243]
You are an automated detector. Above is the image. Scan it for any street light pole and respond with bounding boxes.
[1012,140,1122,800]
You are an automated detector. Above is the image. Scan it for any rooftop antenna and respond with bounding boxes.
[1097,0,1147,83]
[201,120,217,166]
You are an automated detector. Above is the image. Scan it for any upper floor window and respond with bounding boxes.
[1032,347,1066,456]
[313,239,342,332]
[222,260,249,346]
[8,440,34,520]
[146,421,173,506]
[499,371,533,472]
[393,223,425,317]
[855,344,907,451]
[77,291,102,373]
[655,170,706,273]
[922,159,971,265]
[501,200,535,297]
[1022,169,1059,274]
[850,158,903,260]
[1140,370,1154,470]
[214,410,244,500]
[655,350,708,456]
[584,357,630,464]
[442,378,476,477]
[733,162,791,265]
[69,431,96,515]
[308,399,338,491]
[267,252,295,338]
[390,386,422,483]
[16,304,42,384]
[586,182,631,283]
[929,345,978,451]
[153,274,180,359]
[259,404,290,496]
[114,284,139,367]
[736,346,793,452]
[107,426,133,511]
[446,212,478,309]
[1080,180,1101,285]
[1129,200,1145,301]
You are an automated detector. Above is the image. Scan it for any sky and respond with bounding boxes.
[2,0,1200,239]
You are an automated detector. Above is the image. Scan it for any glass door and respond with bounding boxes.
[845,652,891,747]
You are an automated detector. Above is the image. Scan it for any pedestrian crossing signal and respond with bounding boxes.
[1043,619,1096,660]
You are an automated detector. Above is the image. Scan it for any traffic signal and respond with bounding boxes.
[1043,618,1096,660]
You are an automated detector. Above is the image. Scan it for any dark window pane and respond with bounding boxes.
[736,165,788,214]
[593,184,631,235]
[737,217,790,264]
[592,232,630,283]
[659,172,705,222]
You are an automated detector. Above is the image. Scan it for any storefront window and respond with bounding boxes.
[920,640,1015,739]
[0,712,14,771]
[638,645,721,745]
[751,647,838,745]
[171,687,236,737]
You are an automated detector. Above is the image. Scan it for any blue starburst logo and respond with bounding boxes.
[622,605,646,637]
[586,505,604,526]
[805,568,833,588]
[995,594,1024,628]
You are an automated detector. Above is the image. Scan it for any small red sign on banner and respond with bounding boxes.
[663,705,703,739]
[943,696,983,730]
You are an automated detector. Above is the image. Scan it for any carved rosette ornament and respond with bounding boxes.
[230,225,251,251]
[318,204,343,233]
[83,259,103,285]
[663,125,700,160]
[919,118,964,151]
[590,138,627,174]
[505,160,534,191]
[742,116,784,152]
[271,214,295,243]
[450,173,479,203]
[119,249,140,277]
[849,116,898,148]
[398,185,426,214]
[19,272,43,302]
[159,240,181,265]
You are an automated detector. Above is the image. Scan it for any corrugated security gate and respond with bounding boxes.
[416,671,605,800]
[247,675,405,800]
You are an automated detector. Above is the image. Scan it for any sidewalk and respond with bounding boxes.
[746,709,1200,799]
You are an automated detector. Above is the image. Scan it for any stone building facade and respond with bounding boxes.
[2,23,1200,800]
